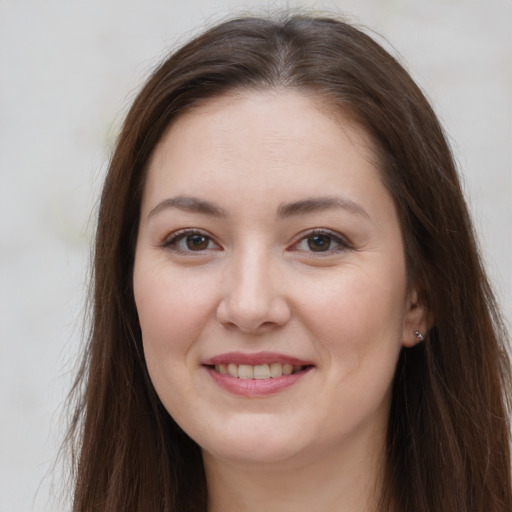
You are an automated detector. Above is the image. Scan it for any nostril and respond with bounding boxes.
[216,294,291,333]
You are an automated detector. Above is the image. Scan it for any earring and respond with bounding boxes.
[414,330,424,342]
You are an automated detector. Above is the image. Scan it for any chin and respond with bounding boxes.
[205,440,304,467]
[195,416,310,467]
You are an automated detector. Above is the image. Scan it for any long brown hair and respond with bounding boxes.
[66,14,512,511]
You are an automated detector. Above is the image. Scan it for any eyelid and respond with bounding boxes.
[288,228,353,254]
[159,227,352,256]
[161,228,222,254]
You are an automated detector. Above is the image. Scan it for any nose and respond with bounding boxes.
[215,249,291,334]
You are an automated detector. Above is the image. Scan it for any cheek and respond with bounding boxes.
[300,262,406,331]
[133,263,218,367]
[133,263,221,418]
[296,263,406,378]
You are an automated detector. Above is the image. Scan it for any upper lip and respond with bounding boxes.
[203,351,314,367]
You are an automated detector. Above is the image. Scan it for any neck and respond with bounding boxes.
[203,430,388,512]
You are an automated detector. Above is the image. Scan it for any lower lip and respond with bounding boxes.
[205,366,313,397]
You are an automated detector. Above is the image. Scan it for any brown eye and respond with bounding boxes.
[291,230,350,255]
[163,230,220,254]
[186,234,210,251]
[307,234,333,252]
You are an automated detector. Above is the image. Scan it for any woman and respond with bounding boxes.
[66,14,512,512]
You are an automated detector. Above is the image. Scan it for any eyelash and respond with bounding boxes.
[290,229,352,255]
[161,228,352,255]
[162,229,220,254]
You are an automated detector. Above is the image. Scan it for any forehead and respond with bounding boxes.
[143,90,381,198]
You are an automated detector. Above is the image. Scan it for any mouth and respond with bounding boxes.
[202,352,314,395]
[208,362,311,380]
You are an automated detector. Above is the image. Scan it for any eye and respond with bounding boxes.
[305,233,335,252]
[292,230,351,254]
[163,230,220,254]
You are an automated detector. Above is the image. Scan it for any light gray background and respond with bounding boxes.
[1,1,510,510]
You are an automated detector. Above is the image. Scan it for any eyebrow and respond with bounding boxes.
[277,196,370,219]
[147,196,226,219]
[147,194,370,221]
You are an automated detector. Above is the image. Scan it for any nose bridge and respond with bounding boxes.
[234,244,272,305]
[216,242,289,332]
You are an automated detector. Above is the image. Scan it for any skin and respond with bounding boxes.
[133,90,427,512]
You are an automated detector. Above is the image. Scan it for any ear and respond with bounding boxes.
[402,288,431,347]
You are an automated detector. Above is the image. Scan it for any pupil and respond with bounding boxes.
[186,235,208,250]
[308,234,331,252]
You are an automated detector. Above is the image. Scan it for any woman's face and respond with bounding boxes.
[133,91,425,468]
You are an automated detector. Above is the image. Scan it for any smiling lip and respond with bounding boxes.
[203,352,314,397]
[203,351,314,367]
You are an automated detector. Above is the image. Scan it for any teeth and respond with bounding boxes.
[238,364,254,379]
[254,364,270,380]
[269,362,283,378]
[283,363,293,375]
[213,362,306,379]
[227,363,239,377]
